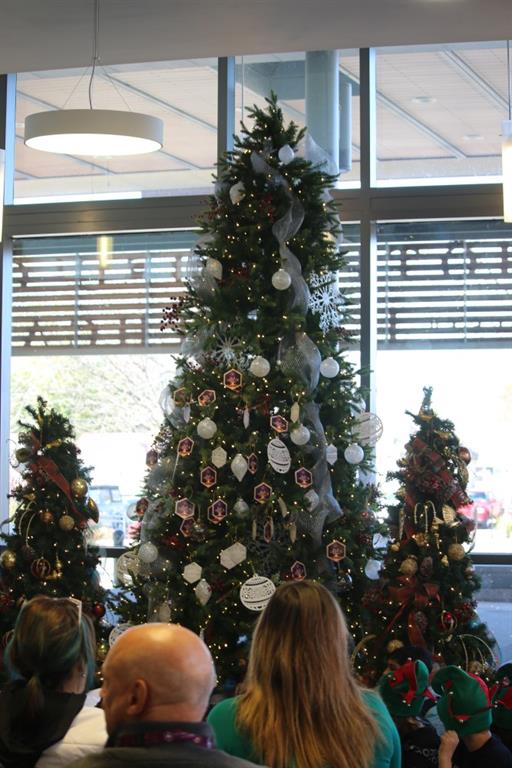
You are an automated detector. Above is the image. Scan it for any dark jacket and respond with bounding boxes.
[0,682,85,768]
[67,721,264,768]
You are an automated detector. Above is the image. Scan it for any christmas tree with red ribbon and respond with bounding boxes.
[0,397,107,659]
[360,387,496,682]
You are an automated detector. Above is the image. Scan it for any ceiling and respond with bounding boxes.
[3,1,510,202]
[0,0,511,74]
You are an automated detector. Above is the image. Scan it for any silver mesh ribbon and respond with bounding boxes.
[297,133,339,177]
[277,332,321,393]
[293,402,342,543]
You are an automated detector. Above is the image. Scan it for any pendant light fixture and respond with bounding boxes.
[503,40,512,223]
[24,0,163,157]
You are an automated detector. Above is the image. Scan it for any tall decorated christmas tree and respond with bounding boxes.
[113,95,383,682]
[0,398,107,653]
[361,388,496,682]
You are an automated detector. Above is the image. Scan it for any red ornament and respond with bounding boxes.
[438,610,456,633]
[162,534,183,550]
[92,603,106,619]
[136,498,149,517]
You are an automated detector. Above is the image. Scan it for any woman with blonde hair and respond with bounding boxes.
[208,580,400,768]
[0,595,107,768]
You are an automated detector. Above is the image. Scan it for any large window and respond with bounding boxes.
[236,51,360,187]
[14,58,218,203]
[8,231,196,546]
[376,42,507,185]
[375,220,512,554]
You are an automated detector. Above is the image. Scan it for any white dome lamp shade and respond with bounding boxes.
[24,109,163,157]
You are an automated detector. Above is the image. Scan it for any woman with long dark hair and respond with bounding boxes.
[0,595,107,768]
[208,580,401,768]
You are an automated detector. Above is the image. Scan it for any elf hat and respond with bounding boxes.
[380,659,433,717]
[490,662,512,730]
[432,665,491,735]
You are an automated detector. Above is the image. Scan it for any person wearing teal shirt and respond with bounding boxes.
[208,581,401,768]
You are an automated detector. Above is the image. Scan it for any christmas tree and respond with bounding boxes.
[361,387,496,682]
[0,398,107,654]
[113,94,383,682]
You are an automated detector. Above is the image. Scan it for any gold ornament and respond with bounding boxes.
[58,514,75,531]
[47,557,63,580]
[447,543,465,561]
[442,505,457,524]
[387,639,404,653]
[71,478,88,498]
[413,533,428,547]
[15,447,32,463]
[441,555,449,566]
[24,492,36,502]
[468,660,483,676]
[96,640,109,662]
[87,497,99,523]
[0,550,17,569]
[390,543,400,552]
[399,557,418,576]
[40,510,54,524]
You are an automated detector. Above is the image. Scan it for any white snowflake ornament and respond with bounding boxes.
[309,271,345,332]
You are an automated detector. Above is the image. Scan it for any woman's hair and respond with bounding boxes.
[5,595,96,716]
[237,580,379,768]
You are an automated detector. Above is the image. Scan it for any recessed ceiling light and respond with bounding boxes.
[411,96,437,105]
[463,133,484,141]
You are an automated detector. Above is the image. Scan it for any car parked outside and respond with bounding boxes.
[459,490,504,528]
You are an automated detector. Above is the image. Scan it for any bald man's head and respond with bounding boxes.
[100,624,216,735]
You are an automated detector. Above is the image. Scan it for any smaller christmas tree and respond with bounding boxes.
[361,387,496,681]
[0,398,107,652]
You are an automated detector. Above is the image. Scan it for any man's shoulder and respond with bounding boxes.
[67,745,264,768]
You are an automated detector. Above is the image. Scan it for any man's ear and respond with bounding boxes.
[126,678,149,717]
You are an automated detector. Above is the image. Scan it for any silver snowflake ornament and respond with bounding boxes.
[308,271,345,332]
[210,328,248,369]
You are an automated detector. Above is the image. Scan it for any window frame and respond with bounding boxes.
[0,51,509,565]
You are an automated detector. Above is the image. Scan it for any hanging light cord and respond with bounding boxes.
[88,0,100,110]
[507,40,511,122]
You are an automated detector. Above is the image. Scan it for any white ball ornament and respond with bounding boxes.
[290,424,310,446]
[138,542,159,564]
[205,257,223,281]
[240,575,276,612]
[197,417,217,439]
[249,356,271,377]
[278,143,295,164]
[229,181,245,204]
[267,438,291,473]
[344,443,364,465]
[234,498,250,516]
[320,357,340,378]
[271,269,292,290]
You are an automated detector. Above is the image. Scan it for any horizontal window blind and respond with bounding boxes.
[377,223,512,348]
[12,232,197,353]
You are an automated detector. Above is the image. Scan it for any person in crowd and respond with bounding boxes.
[433,665,512,768]
[384,645,443,734]
[207,580,401,768]
[380,659,440,767]
[0,595,106,768]
[67,623,262,768]
[490,662,512,751]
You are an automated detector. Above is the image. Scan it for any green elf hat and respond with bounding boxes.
[380,660,433,717]
[432,665,491,735]
[490,662,512,730]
